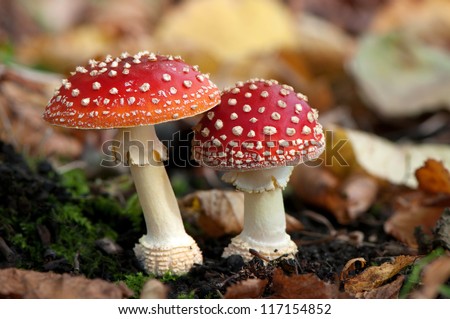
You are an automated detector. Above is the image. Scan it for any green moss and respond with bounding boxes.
[160,271,180,283]
[399,247,446,298]
[121,272,154,298]
[61,168,90,196]
[0,142,139,279]
[177,290,196,299]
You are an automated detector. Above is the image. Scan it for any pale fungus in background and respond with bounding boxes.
[192,78,325,261]
[43,51,221,275]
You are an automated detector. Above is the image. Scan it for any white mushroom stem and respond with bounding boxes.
[222,167,298,261]
[114,125,202,275]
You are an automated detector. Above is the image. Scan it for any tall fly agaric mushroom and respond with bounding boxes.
[43,51,220,275]
[192,79,325,261]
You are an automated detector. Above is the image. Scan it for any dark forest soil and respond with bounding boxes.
[0,141,431,298]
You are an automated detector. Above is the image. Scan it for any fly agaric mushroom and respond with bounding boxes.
[192,78,325,261]
[43,51,220,275]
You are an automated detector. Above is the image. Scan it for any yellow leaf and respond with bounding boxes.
[344,255,417,295]
[155,0,296,63]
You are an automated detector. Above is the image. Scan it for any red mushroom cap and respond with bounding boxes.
[43,52,220,129]
[192,78,325,170]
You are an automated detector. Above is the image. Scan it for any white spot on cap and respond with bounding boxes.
[271,112,281,120]
[258,107,265,113]
[162,74,171,82]
[256,141,263,150]
[263,126,277,135]
[124,62,131,68]
[183,80,192,88]
[76,66,88,73]
[207,111,215,120]
[152,98,159,104]
[307,111,314,123]
[297,92,308,101]
[295,104,302,113]
[277,100,287,108]
[170,87,177,94]
[249,117,257,123]
[249,84,258,90]
[228,98,237,106]
[63,81,71,90]
[191,104,198,110]
[173,113,179,119]
[230,113,238,120]
[215,119,224,130]
[313,109,319,120]
[279,140,289,147]
[201,127,210,137]
[122,69,130,75]
[291,116,300,124]
[220,134,227,140]
[109,88,118,94]
[103,98,110,105]
[182,66,190,73]
[139,83,150,92]
[280,88,290,96]
[92,82,101,90]
[232,126,243,136]
[81,98,90,106]
[302,126,312,135]
[196,74,205,82]
[108,70,117,77]
[243,104,251,112]
[247,130,256,138]
[71,89,80,97]
[127,97,136,105]
[244,92,252,98]
[260,91,269,98]
[231,88,240,94]
[286,128,296,136]
[213,138,222,147]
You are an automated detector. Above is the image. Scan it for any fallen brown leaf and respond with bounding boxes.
[359,274,405,299]
[411,255,450,299]
[0,65,83,158]
[180,190,244,237]
[0,268,132,298]
[344,255,417,295]
[291,165,378,225]
[180,190,303,237]
[291,165,347,224]
[415,159,450,194]
[341,173,379,221]
[224,278,268,299]
[270,269,346,299]
[340,257,367,281]
[384,195,445,248]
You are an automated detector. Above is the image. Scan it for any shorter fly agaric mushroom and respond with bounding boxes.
[192,79,325,261]
[43,51,220,275]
